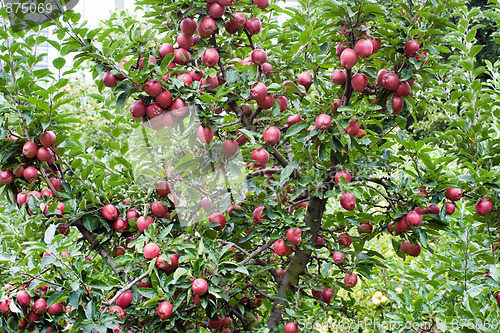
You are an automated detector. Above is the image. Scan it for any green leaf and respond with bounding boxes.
[53,57,66,70]
[279,161,298,186]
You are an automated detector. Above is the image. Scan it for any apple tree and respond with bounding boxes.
[1,0,499,332]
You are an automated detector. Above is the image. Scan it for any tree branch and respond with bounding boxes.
[103,271,149,306]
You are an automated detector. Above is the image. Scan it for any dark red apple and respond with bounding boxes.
[392,96,403,115]
[157,301,173,319]
[227,204,243,217]
[130,100,146,117]
[177,33,194,50]
[344,119,360,137]
[400,240,421,257]
[253,0,270,9]
[174,48,190,65]
[144,80,162,97]
[376,69,388,86]
[208,316,223,329]
[245,17,261,35]
[287,114,303,126]
[371,38,381,53]
[256,94,275,109]
[199,16,217,37]
[16,290,31,307]
[251,49,267,65]
[340,192,356,211]
[284,322,298,333]
[202,48,219,67]
[37,147,55,163]
[395,82,411,97]
[404,40,420,57]
[357,222,372,234]
[222,140,239,157]
[33,298,47,314]
[159,43,175,58]
[181,18,197,35]
[208,2,225,18]
[298,72,313,89]
[476,198,492,216]
[196,125,215,144]
[228,12,246,28]
[253,206,267,224]
[137,216,154,232]
[102,71,117,87]
[113,217,128,233]
[47,302,64,315]
[382,73,400,91]
[321,288,334,303]
[338,233,352,247]
[445,187,463,201]
[445,202,455,215]
[0,170,14,184]
[344,273,358,288]
[336,42,348,56]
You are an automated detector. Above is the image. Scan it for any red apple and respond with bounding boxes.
[144,243,160,259]
[199,16,217,37]
[332,251,344,264]
[170,98,188,117]
[392,96,403,115]
[33,298,47,314]
[286,114,303,126]
[263,126,281,145]
[245,17,261,35]
[354,38,373,58]
[340,192,356,211]
[113,217,128,233]
[227,204,243,217]
[102,204,118,221]
[251,49,267,65]
[273,238,292,256]
[102,71,117,87]
[157,180,171,197]
[371,38,381,53]
[357,222,372,234]
[334,170,351,184]
[344,273,358,288]
[174,48,190,65]
[138,55,156,69]
[201,197,212,210]
[181,18,197,35]
[0,170,14,184]
[192,278,209,296]
[321,288,334,303]
[284,322,298,333]
[351,73,368,92]
[23,141,38,158]
[445,202,455,215]
[113,246,125,257]
[137,216,154,232]
[382,73,400,91]
[208,316,223,329]
[159,43,175,58]
[250,82,268,100]
[400,240,421,257]
[476,198,492,216]
[344,119,360,137]
[109,305,125,319]
[23,166,38,182]
[251,148,270,167]
[331,69,347,85]
[395,216,410,234]
[338,233,352,247]
[208,2,225,18]
[144,80,162,97]
[228,12,246,28]
[262,62,273,77]
[404,40,420,57]
[157,301,173,319]
[395,82,411,97]
[151,201,167,217]
[376,69,388,86]
[315,114,331,130]
[146,102,164,119]
[253,0,269,9]
[37,147,55,163]
[222,140,239,157]
[286,228,302,245]
[256,94,275,109]
[445,187,463,201]
[16,290,31,307]
[253,206,267,224]
[47,302,64,316]
[201,48,219,67]
[130,100,146,117]
[315,236,324,248]
[406,210,422,227]
[298,72,313,89]
[196,125,215,144]
[209,212,227,231]
[39,131,56,148]
[340,48,358,69]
